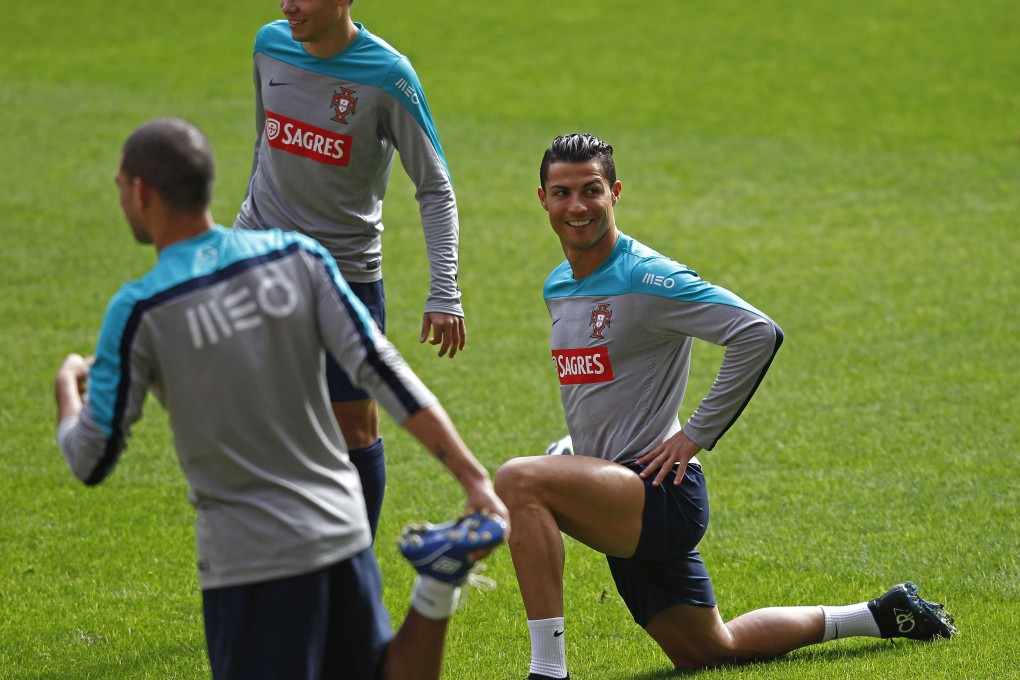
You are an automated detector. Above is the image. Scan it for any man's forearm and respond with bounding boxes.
[403,404,488,487]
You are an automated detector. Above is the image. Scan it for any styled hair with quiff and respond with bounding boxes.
[539,133,617,188]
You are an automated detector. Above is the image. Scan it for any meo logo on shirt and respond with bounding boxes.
[264,110,353,166]
[185,274,299,350]
[552,347,614,385]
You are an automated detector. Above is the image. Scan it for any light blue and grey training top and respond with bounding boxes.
[545,233,783,464]
[58,226,437,589]
[234,21,462,317]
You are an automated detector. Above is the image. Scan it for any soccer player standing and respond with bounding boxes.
[235,0,466,537]
[494,134,956,679]
[55,118,507,679]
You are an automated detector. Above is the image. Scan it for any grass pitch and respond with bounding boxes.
[1,1,1017,678]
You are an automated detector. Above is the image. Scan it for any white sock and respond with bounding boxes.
[819,603,881,641]
[411,575,461,621]
[528,617,567,678]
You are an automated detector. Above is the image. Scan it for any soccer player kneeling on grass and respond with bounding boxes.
[494,133,956,679]
[53,117,507,680]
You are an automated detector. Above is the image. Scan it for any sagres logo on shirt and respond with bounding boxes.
[552,347,614,385]
[264,110,352,166]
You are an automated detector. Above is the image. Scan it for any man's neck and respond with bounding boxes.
[303,18,359,59]
[154,212,216,253]
[567,229,619,280]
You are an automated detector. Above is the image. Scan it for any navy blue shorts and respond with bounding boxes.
[203,549,393,680]
[326,279,386,403]
[606,462,716,628]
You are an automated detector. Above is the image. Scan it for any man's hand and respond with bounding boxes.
[635,430,702,487]
[462,481,510,561]
[463,481,509,534]
[420,312,466,358]
[55,354,93,423]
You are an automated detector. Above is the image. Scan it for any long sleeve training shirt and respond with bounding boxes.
[545,233,783,464]
[235,21,462,317]
[58,227,437,589]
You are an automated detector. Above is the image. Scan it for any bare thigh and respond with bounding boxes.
[496,454,647,557]
[331,398,379,450]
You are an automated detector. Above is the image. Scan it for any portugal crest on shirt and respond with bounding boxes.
[330,88,358,124]
[589,303,612,339]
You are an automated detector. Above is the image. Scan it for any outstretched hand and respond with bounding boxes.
[635,430,702,487]
[420,312,466,358]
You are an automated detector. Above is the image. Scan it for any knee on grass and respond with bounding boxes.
[665,644,773,671]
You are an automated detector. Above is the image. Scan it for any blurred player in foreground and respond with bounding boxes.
[54,117,506,680]
[495,133,956,679]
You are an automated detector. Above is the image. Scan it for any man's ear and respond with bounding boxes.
[538,186,548,210]
[132,176,151,209]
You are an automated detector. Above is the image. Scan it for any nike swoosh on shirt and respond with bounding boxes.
[268,79,289,87]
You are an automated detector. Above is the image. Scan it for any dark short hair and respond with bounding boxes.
[121,118,214,214]
[539,133,616,188]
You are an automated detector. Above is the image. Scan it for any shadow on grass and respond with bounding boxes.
[14,640,208,680]
[622,639,906,678]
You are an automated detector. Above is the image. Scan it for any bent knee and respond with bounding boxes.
[668,650,734,671]
[493,457,527,496]
[657,641,742,671]
[647,609,748,670]
[494,457,542,504]
[664,638,776,670]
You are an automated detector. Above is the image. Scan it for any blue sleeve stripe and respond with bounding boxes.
[379,67,450,178]
[707,322,784,449]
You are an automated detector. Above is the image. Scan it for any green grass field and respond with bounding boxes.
[2,1,1017,678]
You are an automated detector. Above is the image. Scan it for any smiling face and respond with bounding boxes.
[539,159,622,278]
[279,0,348,55]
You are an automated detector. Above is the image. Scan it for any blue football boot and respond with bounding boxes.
[399,510,508,585]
